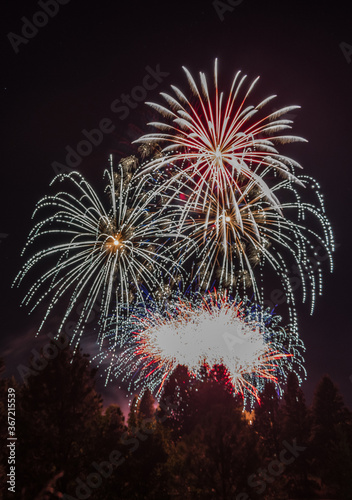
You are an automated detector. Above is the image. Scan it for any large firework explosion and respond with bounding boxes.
[13,158,186,348]
[162,170,333,328]
[98,291,305,405]
[134,59,306,215]
[14,60,334,403]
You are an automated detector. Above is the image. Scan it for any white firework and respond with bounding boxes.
[13,158,185,347]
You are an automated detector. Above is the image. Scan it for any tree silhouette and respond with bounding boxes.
[165,374,259,499]
[127,394,139,430]
[122,396,171,499]
[309,374,352,498]
[158,365,192,439]
[253,382,282,458]
[138,388,155,421]
[1,346,352,500]
[100,403,126,453]
[15,343,103,499]
[280,372,310,497]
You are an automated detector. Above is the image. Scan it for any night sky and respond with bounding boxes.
[1,0,351,412]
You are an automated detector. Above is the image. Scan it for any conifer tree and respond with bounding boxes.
[309,375,352,498]
[15,344,103,499]
[253,381,282,458]
[281,372,310,496]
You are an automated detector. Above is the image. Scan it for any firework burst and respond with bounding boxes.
[100,291,305,404]
[134,59,306,216]
[13,159,184,347]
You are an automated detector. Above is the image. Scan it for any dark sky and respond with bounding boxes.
[1,0,351,411]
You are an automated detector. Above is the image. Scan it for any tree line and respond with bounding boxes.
[0,343,351,499]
